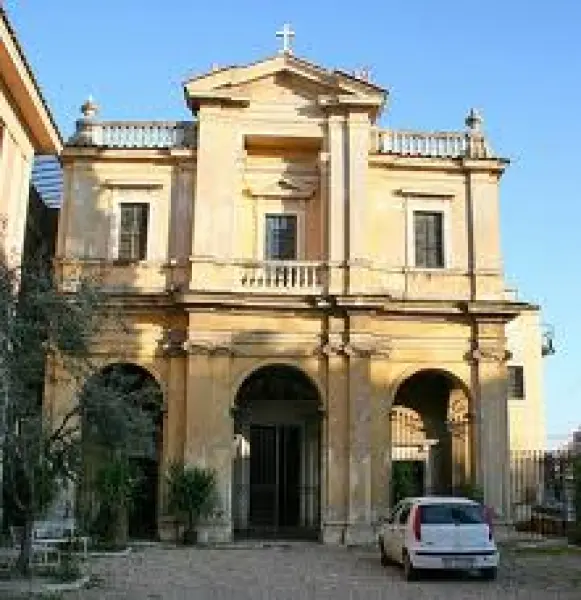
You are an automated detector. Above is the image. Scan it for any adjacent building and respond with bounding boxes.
[0,7,62,527]
[0,8,61,263]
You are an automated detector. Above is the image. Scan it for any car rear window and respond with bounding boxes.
[419,503,485,525]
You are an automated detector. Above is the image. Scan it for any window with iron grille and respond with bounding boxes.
[265,214,297,260]
[414,211,444,268]
[118,203,149,261]
[508,366,525,399]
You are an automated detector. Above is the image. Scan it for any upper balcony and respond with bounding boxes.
[372,109,497,161]
[67,98,197,149]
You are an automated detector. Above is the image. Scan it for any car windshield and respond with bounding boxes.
[420,503,485,525]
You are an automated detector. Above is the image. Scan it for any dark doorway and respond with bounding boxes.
[128,457,158,539]
[249,425,301,531]
[233,364,321,539]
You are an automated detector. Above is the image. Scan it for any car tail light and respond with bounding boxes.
[413,506,422,541]
[483,505,493,540]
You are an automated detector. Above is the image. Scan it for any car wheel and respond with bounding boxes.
[378,538,390,567]
[481,567,497,581]
[402,550,418,581]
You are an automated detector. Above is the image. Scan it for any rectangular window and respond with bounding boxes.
[118,203,149,261]
[414,211,444,268]
[508,366,525,399]
[419,503,486,525]
[264,214,297,260]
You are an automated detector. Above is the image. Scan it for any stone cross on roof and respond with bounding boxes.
[276,23,295,55]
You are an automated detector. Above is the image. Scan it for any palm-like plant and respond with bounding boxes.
[93,455,139,548]
[166,462,217,544]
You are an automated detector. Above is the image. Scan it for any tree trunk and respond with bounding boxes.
[16,517,34,575]
[183,512,197,545]
[114,504,128,549]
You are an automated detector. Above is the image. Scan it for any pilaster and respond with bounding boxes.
[326,114,347,295]
[465,168,504,300]
[192,105,241,260]
[345,344,373,545]
[184,334,234,542]
[346,111,371,270]
[470,323,511,518]
[321,322,348,544]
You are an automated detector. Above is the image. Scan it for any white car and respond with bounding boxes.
[377,496,499,581]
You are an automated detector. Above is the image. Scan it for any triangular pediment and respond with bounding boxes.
[184,53,387,118]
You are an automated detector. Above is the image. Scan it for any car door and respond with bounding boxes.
[383,501,403,559]
[388,502,411,562]
[391,503,412,562]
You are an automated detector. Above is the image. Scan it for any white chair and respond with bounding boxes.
[9,525,61,567]
[33,519,90,560]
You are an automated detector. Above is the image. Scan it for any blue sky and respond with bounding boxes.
[5,0,580,443]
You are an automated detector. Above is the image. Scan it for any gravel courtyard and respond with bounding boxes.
[58,542,581,600]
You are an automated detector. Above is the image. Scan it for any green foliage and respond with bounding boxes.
[90,455,139,548]
[49,541,82,583]
[391,462,419,505]
[0,254,159,573]
[455,482,485,504]
[95,455,139,512]
[166,462,217,543]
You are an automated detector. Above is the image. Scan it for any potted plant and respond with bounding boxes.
[166,462,217,545]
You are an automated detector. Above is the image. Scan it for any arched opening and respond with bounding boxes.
[232,364,322,539]
[81,363,163,540]
[390,369,472,504]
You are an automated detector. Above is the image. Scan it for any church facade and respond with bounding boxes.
[49,33,547,543]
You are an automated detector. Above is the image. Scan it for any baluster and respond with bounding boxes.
[93,124,101,146]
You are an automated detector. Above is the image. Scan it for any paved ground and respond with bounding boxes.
[50,542,581,600]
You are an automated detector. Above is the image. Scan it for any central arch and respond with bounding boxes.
[390,368,473,504]
[232,364,322,539]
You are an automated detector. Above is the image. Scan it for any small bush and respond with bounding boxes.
[455,482,485,504]
[166,462,217,544]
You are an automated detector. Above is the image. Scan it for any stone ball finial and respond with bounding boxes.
[80,96,99,119]
[465,108,483,132]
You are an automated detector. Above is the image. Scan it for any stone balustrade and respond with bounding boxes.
[70,121,197,148]
[374,128,494,159]
[239,261,327,293]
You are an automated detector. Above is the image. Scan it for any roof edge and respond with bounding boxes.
[0,7,63,151]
